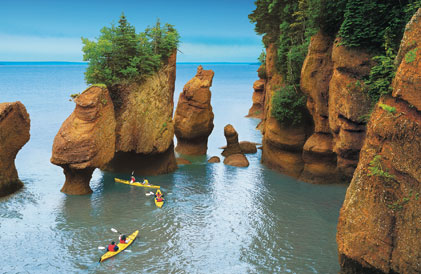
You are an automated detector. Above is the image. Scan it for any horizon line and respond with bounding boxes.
[0,61,260,65]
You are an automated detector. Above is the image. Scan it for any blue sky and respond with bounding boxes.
[0,0,263,62]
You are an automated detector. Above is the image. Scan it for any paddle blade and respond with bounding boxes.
[111,228,118,233]
[124,249,132,253]
[98,246,106,250]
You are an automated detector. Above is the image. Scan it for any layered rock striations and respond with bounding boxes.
[248,71,265,118]
[174,65,214,155]
[258,30,374,183]
[329,38,373,180]
[51,86,116,195]
[337,9,421,273]
[0,102,30,196]
[106,52,178,175]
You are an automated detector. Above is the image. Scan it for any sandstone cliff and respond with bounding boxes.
[0,102,30,197]
[260,43,313,178]
[259,30,373,183]
[106,52,178,175]
[337,9,421,274]
[51,86,116,195]
[174,65,214,155]
[247,67,265,118]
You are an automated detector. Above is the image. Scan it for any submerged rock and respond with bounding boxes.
[176,158,192,165]
[51,86,116,195]
[0,102,30,197]
[337,9,421,274]
[223,154,249,167]
[174,65,215,155]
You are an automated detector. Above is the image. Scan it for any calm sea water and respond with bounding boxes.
[0,62,347,274]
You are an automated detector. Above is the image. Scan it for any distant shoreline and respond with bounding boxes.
[0,61,261,66]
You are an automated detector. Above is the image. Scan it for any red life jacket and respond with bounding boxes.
[108,244,117,251]
[120,239,126,244]
[156,197,163,202]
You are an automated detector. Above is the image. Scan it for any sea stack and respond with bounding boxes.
[106,52,178,175]
[0,102,30,197]
[51,86,116,195]
[174,65,215,155]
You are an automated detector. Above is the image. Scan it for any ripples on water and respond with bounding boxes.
[0,63,347,273]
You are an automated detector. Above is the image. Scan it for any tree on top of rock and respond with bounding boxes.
[82,13,179,89]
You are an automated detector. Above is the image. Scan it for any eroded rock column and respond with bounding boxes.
[174,65,215,155]
[0,102,30,196]
[51,86,116,195]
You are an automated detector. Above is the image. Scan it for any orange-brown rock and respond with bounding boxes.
[51,86,116,195]
[239,141,258,154]
[301,31,334,133]
[222,124,242,157]
[174,65,214,155]
[337,9,421,274]
[0,102,30,197]
[176,158,191,165]
[328,38,374,179]
[106,52,177,175]
[300,133,340,184]
[223,154,249,167]
[262,117,311,178]
[248,77,265,118]
[208,156,220,163]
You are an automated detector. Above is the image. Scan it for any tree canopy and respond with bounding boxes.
[82,14,179,88]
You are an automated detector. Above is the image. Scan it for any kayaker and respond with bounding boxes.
[107,241,119,252]
[142,179,149,185]
[155,191,164,202]
[130,175,135,184]
[119,234,127,244]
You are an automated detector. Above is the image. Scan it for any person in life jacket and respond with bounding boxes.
[142,179,149,185]
[107,241,119,252]
[119,234,127,244]
[130,176,135,184]
[155,191,164,202]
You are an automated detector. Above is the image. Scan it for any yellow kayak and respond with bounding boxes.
[154,189,164,208]
[114,178,160,189]
[99,230,139,262]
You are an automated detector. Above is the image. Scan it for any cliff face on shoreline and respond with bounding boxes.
[51,86,116,195]
[105,51,178,175]
[257,31,373,184]
[174,65,214,155]
[337,9,421,273]
[0,101,30,197]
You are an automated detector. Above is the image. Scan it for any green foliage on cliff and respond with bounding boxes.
[271,85,307,126]
[82,14,179,88]
[368,155,395,181]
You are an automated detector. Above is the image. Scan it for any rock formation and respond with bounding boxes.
[174,65,215,155]
[337,9,421,273]
[106,52,178,175]
[239,141,258,154]
[260,43,313,178]
[176,158,191,165]
[51,86,116,195]
[223,154,249,167]
[221,124,242,157]
[0,102,30,197]
[328,38,373,179]
[208,156,220,163]
[247,74,265,118]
